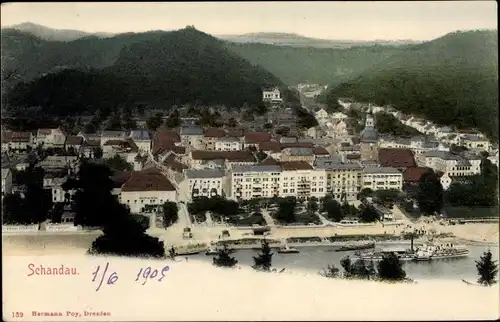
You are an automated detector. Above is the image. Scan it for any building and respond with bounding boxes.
[189,150,256,169]
[203,128,227,151]
[459,134,490,152]
[315,108,329,122]
[280,147,315,164]
[100,131,128,146]
[402,167,431,188]
[184,169,226,200]
[119,168,177,214]
[1,131,33,152]
[359,107,379,161]
[262,87,283,103]
[315,159,362,201]
[129,129,152,154]
[215,136,243,151]
[229,165,281,200]
[151,130,181,156]
[36,127,67,148]
[180,126,205,150]
[422,151,481,176]
[2,168,13,196]
[378,148,417,170]
[362,167,403,191]
[64,136,83,153]
[244,131,272,148]
[279,161,326,200]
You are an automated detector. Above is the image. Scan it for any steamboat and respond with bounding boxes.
[354,236,469,262]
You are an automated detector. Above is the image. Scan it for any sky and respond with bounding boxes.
[1,1,497,41]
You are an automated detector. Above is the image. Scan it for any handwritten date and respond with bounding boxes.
[91,262,169,291]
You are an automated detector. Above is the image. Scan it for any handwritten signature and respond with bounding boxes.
[91,262,170,291]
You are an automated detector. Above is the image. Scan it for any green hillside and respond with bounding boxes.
[326,30,498,141]
[4,27,281,116]
[225,42,408,85]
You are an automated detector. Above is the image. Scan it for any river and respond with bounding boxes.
[193,243,500,281]
[3,234,498,281]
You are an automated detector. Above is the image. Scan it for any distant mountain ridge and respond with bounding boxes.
[6,22,114,41]
[217,32,422,49]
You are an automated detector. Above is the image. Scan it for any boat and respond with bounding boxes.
[335,242,375,252]
[277,244,300,254]
[175,243,208,256]
[205,246,219,256]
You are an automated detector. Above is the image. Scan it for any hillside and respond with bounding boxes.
[225,42,409,85]
[1,25,414,87]
[218,32,421,49]
[326,30,499,141]
[4,27,281,116]
[7,22,114,41]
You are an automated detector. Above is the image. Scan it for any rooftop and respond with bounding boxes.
[378,148,416,168]
[180,126,204,136]
[232,165,282,173]
[121,168,176,192]
[280,161,314,171]
[191,150,255,162]
[403,167,431,182]
[363,167,402,174]
[185,169,225,179]
[244,131,272,144]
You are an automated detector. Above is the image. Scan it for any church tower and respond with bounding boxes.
[359,105,379,161]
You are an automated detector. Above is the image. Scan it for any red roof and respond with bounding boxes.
[259,142,281,153]
[110,171,133,188]
[281,142,314,150]
[244,131,272,144]
[403,167,431,182]
[164,160,189,173]
[121,168,176,192]
[191,150,255,162]
[280,161,313,171]
[346,154,361,160]
[226,129,244,138]
[378,148,416,168]
[152,131,181,155]
[204,127,227,138]
[313,146,329,155]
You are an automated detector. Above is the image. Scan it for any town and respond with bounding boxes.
[2,84,498,252]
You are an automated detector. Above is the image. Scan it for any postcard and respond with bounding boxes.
[1,1,499,321]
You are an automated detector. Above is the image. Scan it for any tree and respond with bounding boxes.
[307,200,319,213]
[213,243,238,268]
[256,150,268,162]
[122,117,137,130]
[2,193,29,224]
[64,161,165,258]
[377,253,407,281]
[340,256,353,278]
[324,199,344,222]
[320,264,340,278]
[146,113,163,132]
[22,166,52,224]
[253,239,273,271]
[417,170,444,215]
[225,117,238,128]
[476,250,498,286]
[357,188,373,200]
[93,147,103,159]
[105,113,122,130]
[276,196,297,223]
[164,110,180,129]
[104,154,133,171]
[358,205,380,223]
[162,202,179,228]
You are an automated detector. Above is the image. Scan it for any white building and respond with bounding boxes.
[214,137,243,151]
[279,161,326,200]
[184,169,226,200]
[36,127,67,148]
[440,173,474,190]
[262,87,282,103]
[180,126,205,150]
[422,151,481,176]
[2,168,13,196]
[459,134,490,152]
[229,165,281,200]
[1,131,33,152]
[129,129,152,154]
[119,168,177,214]
[362,167,403,191]
[100,131,128,146]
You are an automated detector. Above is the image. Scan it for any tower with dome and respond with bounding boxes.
[359,105,379,161]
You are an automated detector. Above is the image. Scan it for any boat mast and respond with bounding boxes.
[410,233,414,252]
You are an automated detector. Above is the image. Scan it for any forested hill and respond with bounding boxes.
[225,42,408,85]
[3,27,281,116]
[326,30,499,142]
